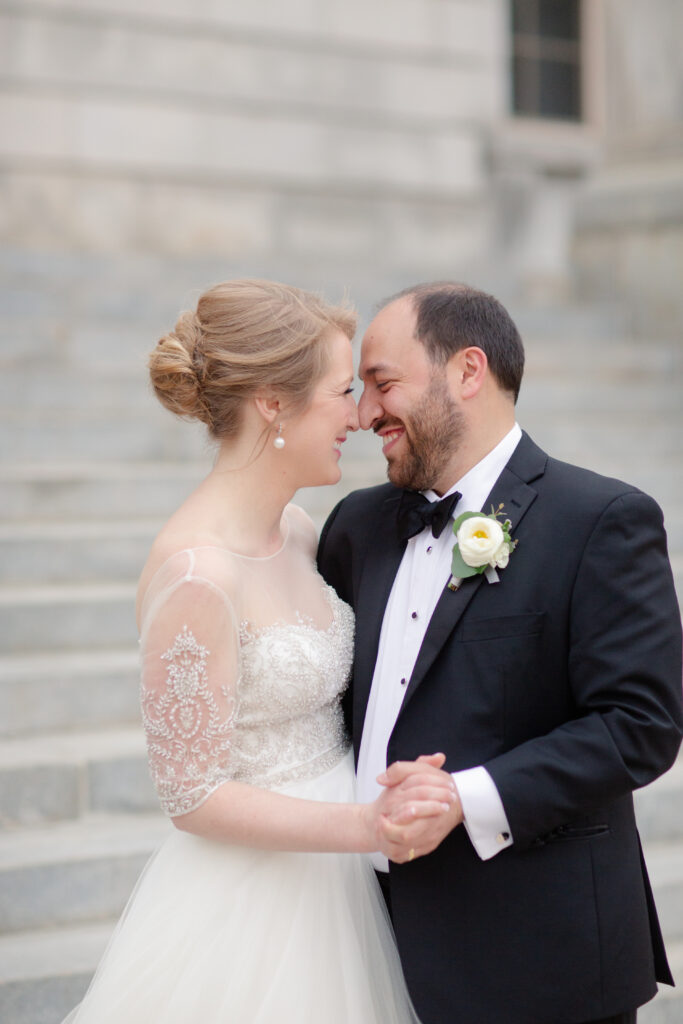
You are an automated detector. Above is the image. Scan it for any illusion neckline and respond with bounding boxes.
[164,512,292,567]
[138,511,292,627]
[238,581,343,646]
[206,508,291,562]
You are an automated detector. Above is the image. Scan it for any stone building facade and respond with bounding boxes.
[1,0,679,329]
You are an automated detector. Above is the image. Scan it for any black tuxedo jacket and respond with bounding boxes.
[317,432,683,1024]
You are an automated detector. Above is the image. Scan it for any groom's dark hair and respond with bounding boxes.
[383,282,525,403]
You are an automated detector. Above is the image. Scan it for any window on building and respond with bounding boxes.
[511,0,582,121]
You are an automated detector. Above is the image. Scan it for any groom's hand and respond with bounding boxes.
[376,755,464,863]
[374,753,456,820]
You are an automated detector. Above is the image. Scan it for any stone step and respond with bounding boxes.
[642,838,683,944]
[515,417,683,462]
[0,925,678,1024]
[0,518,679,664]
[0,318,162,375]
[3,402,681,463]
[0,464,679,551]
[636,759,683,843]
[0,691,679,835]
[0,649,139,738]
[0,926,679,1024]
[0,920,114,1024]
[0,252,182,323]
[1,470,679,565]
[0,461,209,522]
[1,338,679,409]
[2,339,680,410]
[0,247,363,332]
[0,450,382,522]
[520,331,681,373]
[0,783,679,934]
[518,377,683,415]
[0,251,670,364]
[0,813,169,933]
[0,727,155,828]
[0,452,679,537]
[0,365,154,413]
[0,520,159,584]
[509,301,633,343]
[0,408,207,461]
[636,757,683,844]
[0,582,138,654]
[639,939,683,1024]
[671,555,683,610]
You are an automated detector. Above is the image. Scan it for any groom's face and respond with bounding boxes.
[358,297,465,492]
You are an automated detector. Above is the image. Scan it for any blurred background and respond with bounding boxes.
[0,1,681,1021]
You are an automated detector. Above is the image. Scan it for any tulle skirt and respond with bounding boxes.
[63,750,419,1023]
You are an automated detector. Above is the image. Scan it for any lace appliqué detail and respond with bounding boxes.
[141,587,355,816]
[142,625,236,817]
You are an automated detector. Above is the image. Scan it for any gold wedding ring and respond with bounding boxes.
[408,848,416,862]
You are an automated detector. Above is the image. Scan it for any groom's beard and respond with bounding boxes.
[384,374,465,491]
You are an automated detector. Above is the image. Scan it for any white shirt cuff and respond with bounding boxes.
[452,766,513,860]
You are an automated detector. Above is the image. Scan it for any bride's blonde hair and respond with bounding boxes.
[149,279,357,440]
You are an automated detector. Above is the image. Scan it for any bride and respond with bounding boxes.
[63,279,455,1023]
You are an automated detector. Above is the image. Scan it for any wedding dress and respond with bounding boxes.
[64,505,418,1024]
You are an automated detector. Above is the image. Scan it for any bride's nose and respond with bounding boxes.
[347,399,360,432]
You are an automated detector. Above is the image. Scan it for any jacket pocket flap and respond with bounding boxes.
[460,612,545,642]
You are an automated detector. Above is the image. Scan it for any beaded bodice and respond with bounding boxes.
[229,595,352,788]
[138,507,354,818]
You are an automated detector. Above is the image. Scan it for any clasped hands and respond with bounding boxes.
[368,753,463,864]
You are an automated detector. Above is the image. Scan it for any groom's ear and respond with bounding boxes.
[447,346,487,400]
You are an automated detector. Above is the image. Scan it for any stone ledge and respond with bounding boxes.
[0,650,140,739]
[0,11,497,127]
[0,727,155,826]
[639,940,683,1022]
[0,0,499,62]
[0,813,168,933]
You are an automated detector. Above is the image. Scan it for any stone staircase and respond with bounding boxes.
[0,248,681,1022]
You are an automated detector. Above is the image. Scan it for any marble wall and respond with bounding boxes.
[0,0,506,295]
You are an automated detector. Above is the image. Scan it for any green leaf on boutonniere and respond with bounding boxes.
[450,511,488,580]
[450,544,486,580]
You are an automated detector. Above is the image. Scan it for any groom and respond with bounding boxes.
[317,283,683,1024]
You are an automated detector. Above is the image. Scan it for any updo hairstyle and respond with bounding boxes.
[149,279,357,440]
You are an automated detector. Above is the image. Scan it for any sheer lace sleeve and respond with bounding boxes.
[139,554,240,818]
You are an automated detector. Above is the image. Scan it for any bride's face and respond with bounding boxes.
[282,330,359,488]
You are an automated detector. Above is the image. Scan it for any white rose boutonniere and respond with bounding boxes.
[448,504,518,591]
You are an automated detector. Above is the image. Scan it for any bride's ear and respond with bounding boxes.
[253,393,282,425]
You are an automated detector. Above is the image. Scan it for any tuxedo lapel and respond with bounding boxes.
[396,433,546,719]
[352,490,406,750]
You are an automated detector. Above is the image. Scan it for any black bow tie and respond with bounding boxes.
[396,490,462,541]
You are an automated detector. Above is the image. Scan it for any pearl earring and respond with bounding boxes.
[273,424,285,450]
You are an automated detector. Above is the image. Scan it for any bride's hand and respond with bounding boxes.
[373,754,464,862]
[378,791,463,863]
[360,755,458,859]
[360,797,453,860]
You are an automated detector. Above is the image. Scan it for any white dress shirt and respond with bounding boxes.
[357,423,522,870]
